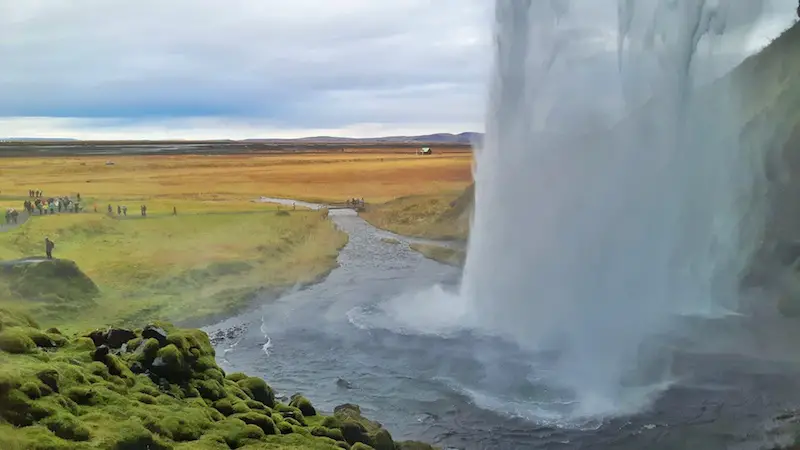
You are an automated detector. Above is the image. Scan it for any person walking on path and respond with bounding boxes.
[173,206,177,216]
[44,237,55,260]
[122,206,127,216]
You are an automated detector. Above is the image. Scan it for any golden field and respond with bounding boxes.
[0,149,473,205]
[0,149,472,331]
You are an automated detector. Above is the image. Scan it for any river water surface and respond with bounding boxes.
[205,201,800,450]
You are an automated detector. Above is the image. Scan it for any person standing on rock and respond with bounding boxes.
[44,237,55,260]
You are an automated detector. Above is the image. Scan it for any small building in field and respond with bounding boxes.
[418,147,432,155]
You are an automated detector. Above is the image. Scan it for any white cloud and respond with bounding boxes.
[0,116,482,140]
[0,0,795,139]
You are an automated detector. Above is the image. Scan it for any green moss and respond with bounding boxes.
[20,381,43,399]
[36,369,60,393]
[0,307,39,330]
[106,419,172,450]
[231,401,250,414]
[245,399,270,412]
[213,398,235,416]
[155,412,211,442]
[339,420,370,446]
[232,412,279,435]
[135,392,156,404]
[0,328,36,353]
[0,321,432,449]
[351,443,376,450]
[41,413,91,441]
[225,372,248,382]
[276,403,306,426]
[290,395,317,416]
[192,378,226,401]
[311,426,345,442]
[87,361,110,379]
[71,337,96,351]
[276,420,294,435]
[236,377,275,407]
[206,418,266,449]
[0,389,56,426]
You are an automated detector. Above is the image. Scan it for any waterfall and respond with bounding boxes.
[460,0,771,418]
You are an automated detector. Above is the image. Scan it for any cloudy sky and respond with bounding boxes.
[0,0,795,140]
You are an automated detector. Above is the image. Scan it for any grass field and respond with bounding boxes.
[0,149,471,331]
[0,149,472,205]
[360,183,474,241]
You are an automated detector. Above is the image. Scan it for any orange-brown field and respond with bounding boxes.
[0,148,473,329]
[0,148,473,205]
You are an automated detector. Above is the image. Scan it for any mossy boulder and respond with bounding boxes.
[290,394,317,416]
[41,413,91,441]
[332,404,395,450]
[0,328,35,353]
[0,319,435,449]
[1,259,99,306]
[236,376,275,407]
[232,412,279,435]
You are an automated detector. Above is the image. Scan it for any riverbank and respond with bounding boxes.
[360,184,473,241]
[0,307,435,450]
[0,206,347,332]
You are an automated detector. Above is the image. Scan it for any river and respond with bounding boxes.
[204,200,800,450]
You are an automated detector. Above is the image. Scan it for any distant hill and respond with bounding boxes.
[244,132,483,145]
[0,138,77,142]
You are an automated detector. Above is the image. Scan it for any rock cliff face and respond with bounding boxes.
[731,23,800,311]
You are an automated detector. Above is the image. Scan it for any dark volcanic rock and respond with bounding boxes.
[141,325,168,346]
[105,328,136,349]
[87,330,106,347]
[92,345,110,361]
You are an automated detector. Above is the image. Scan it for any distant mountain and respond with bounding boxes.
[0,137,77,142]
[244,132,483,145]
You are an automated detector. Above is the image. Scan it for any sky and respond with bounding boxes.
[0,0,796,140]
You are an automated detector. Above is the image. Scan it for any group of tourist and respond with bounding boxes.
[23,195,81,215]
[106,204,158,217]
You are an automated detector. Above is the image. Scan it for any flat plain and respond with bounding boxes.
[0,147,473,330]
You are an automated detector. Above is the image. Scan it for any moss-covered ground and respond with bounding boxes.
[0,308,436,450]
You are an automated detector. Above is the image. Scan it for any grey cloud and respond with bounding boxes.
[0,0,795,137]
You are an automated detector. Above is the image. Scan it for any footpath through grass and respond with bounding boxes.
[0,204,346,332]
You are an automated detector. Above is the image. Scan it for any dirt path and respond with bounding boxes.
[0,210,30,232]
